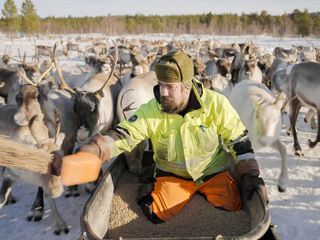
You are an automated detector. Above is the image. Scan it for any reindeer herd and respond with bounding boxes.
[0,36,319,235]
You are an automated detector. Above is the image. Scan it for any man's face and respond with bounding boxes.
[159,81,189,113]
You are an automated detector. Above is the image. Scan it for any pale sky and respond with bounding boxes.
[0,0,319,18]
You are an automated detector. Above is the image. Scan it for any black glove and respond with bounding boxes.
[241,175,269,204]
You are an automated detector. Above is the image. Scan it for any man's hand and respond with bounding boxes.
[241,175,269,204]
[79,133,110,162]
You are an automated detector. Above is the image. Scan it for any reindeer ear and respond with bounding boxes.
[95,90,104,100]
[227,56,234,64]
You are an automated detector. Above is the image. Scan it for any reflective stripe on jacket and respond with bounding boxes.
[107,79,249,182]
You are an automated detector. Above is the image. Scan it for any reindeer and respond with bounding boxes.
[268,59,318,144]
[273,46,298,63]
[34,44,53,62]
[1,42,80,230]
[258,53,275,86]
[222,48,244,85]
[0,54,40,104]
[73,40,121,142]
[229,80,288,191]
[202,73,233,97]
[51,54,112,90]
[57,40,121,194]
[201,57,233,92]
[238,54,263,83]
[116,71,158,174]
[109,45,131,77]
[193,57,206,80]
[297,46,317,62]
[64,40,80,57]
[0,78,68,234]
[286,62,320,156]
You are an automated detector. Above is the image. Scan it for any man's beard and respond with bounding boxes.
[160,96,181,113]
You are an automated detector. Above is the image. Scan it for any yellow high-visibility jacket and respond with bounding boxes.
[107,79,253,184]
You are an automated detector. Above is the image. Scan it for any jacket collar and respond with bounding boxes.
[153,78,203,114]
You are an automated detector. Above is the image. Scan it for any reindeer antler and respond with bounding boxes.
[7,55,24,64]
[36,61,55,84]
[18,68,36,86]
[53,108,61,144]
[51,41,75,93]
[93,38,118,98]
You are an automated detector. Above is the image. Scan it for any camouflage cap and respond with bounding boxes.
[154,50,194,83]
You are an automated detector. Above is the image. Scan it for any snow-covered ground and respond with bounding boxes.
[0,34,319,240]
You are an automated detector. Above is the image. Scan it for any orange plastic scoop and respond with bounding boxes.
[61,152,102,186]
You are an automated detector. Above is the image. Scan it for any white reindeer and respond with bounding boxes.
[116,71,158,174]
[228,80,288,192]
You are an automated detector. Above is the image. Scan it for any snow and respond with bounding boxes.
[0,34,320,240]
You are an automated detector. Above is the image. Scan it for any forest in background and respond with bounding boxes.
[1,0,320,37]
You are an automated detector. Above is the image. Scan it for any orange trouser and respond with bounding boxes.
[151,171,241,221]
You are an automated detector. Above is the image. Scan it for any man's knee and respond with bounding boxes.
[137,195,163,224]
[136,181,163,224]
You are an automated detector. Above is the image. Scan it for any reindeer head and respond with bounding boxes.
[244,54,257,79]
[216,58,232,80]
[69,39,118,143]
[14,84,42,126]
[85,55,111,75]
[73,90,100,142]
[193,58,206,79]
[253,93,285,146]
[14,42,61,126]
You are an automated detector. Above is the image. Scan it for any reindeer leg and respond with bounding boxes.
[281,99,289,130]
[304,108,313,123]
[64,186,73,198]
[4,189,16,205]
[308,111,320,148]
[290,98,303,156]
[304,108,316,129]
[65,185,80,198]
[310,115,317,130]
[125,140,146,175]
[271,140,289,192]
[27,187,44,222]
[45,194,69,235]
[85,169,103,194]
[281,98,289,114]
[286,126,292,136]
[0,178,16,208]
